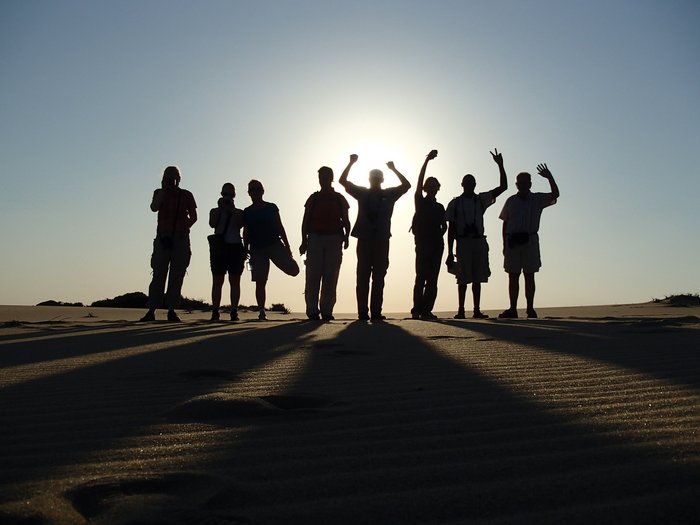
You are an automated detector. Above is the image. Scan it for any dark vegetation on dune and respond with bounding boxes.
[37,292,290,313]
[653,293,700,307]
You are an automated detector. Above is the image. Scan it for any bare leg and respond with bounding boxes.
[524,272,536,314]
[211,274,225,310]
[457,284,467,312]
[229,273,241,311]
[508,272,520,310]
[472,282,481,312]
[256,280,266,318]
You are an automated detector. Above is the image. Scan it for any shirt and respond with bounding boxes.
[412,194,446,244]
[243,202,280,249]
[445,191,494,237]
[304,190,350,235]
[214,208,243,244]
[155,188,197,235]
[345,185,407,240]
[499,192,557,234]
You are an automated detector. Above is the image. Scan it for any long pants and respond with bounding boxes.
[356,237,390,317]
[412,241,444,315]
[304,233,343,317]
[147,235,191,310]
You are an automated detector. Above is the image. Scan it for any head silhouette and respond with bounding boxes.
[248,179,264,202]
[424,176,441,197]
[162,166,181,187]
[318,166,334,190]
[461,174,476,194]
[516,172,532,193]
[221,182,235,199]
[369,169,384,189]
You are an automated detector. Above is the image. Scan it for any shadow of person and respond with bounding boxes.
[151,320,700,523]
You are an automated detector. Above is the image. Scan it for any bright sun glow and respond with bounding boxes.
[335,141,414,184]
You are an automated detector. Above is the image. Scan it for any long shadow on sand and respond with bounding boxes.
[0,320,321,502]
[439,317,700,390]
[90,320,700,524]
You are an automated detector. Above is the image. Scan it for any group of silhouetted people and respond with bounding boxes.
[140,150,559,323]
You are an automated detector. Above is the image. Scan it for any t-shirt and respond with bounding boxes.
[445,191,494,237]
[304,190,350,235]
[155,188,197,235]
[345,185,407,240]
[412,194,446,244]
[213,208,243,244]
[499,192,557,234]
[243,202,280,249]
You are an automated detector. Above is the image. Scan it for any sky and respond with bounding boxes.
[1,0,699,313]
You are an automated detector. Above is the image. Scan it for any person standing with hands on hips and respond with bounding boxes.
[140,166,197,322]
[498,163,559,319]
[339,154,411,321]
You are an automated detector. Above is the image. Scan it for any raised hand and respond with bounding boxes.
[490,148,503,165]
[386,161,396,170]
[537,163,552,178]
[350,154,358,163]
[427,149,438,161]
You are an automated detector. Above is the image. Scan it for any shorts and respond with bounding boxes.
[210,241,246,276]
[249,240,300,282]
[504,233,541,274]
[455,237,490,284]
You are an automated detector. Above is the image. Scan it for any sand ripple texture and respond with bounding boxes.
[0,309,699,524]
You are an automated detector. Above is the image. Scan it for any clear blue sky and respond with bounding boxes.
[1,0,698,312]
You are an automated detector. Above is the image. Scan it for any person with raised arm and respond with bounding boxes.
[410,149,446,320]
[445,149,508,319]
[498,163,559,319]
[339,154,411,321]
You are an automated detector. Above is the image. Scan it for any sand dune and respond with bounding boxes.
[1,304,698,523]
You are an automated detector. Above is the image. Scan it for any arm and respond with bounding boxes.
[415,150,438,197]
[338,154,359,193]
[537,163,560,201]
[275,210,293,253]
[502,220,508,255]
[186,194,198,228]
[386,161,411,195]
[490,148,508,199]
[341,202,350,249]
[446,221,456,263]
[209,208,220,229]
[299,204,310,255]
[150,189,163,212]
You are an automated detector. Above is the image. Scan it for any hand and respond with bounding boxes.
[427,149,438,161]
[349,154,358,163]
[490,148,503,165]
[343,237,349,250]
[537,163,552,178]
[299,241,307,255]
[386,161,396,171]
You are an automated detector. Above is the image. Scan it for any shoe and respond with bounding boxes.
[453,310,466,319]
[230,311,239,321]
[167,310,181,322]
[322,314,334,322]
[411,312,421,320]
[498,309,518,319]
[472,310,489,319]
[527,309,538,319]
[210,310,220,321]
[421,312,438,320]
[358,313,370,321]
[370,314,386,321]
[307,314,321,321]
[139,310,155,322]
[258,311,267,321]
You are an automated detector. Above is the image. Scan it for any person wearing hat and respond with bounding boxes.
[299,166,351,321]
[140,165,198,322]
[339,153,411,321]
[410,149,446,320]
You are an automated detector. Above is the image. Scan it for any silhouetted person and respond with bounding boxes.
[445,149,507,319]
[208,183,245,321]
[339,154,411,320]
[140,166,197,322]
[243,179,299,320]
[498,164,559,319]
[299,166,351,321]
[410,149,446,320]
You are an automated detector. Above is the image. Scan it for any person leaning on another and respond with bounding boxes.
[243,179,300,321]
[299,166,351,321]
[140,166,197,322]
[498,163,560,319]
[208,183,245,322]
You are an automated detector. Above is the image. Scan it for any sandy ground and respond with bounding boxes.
[0,303,698,523]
